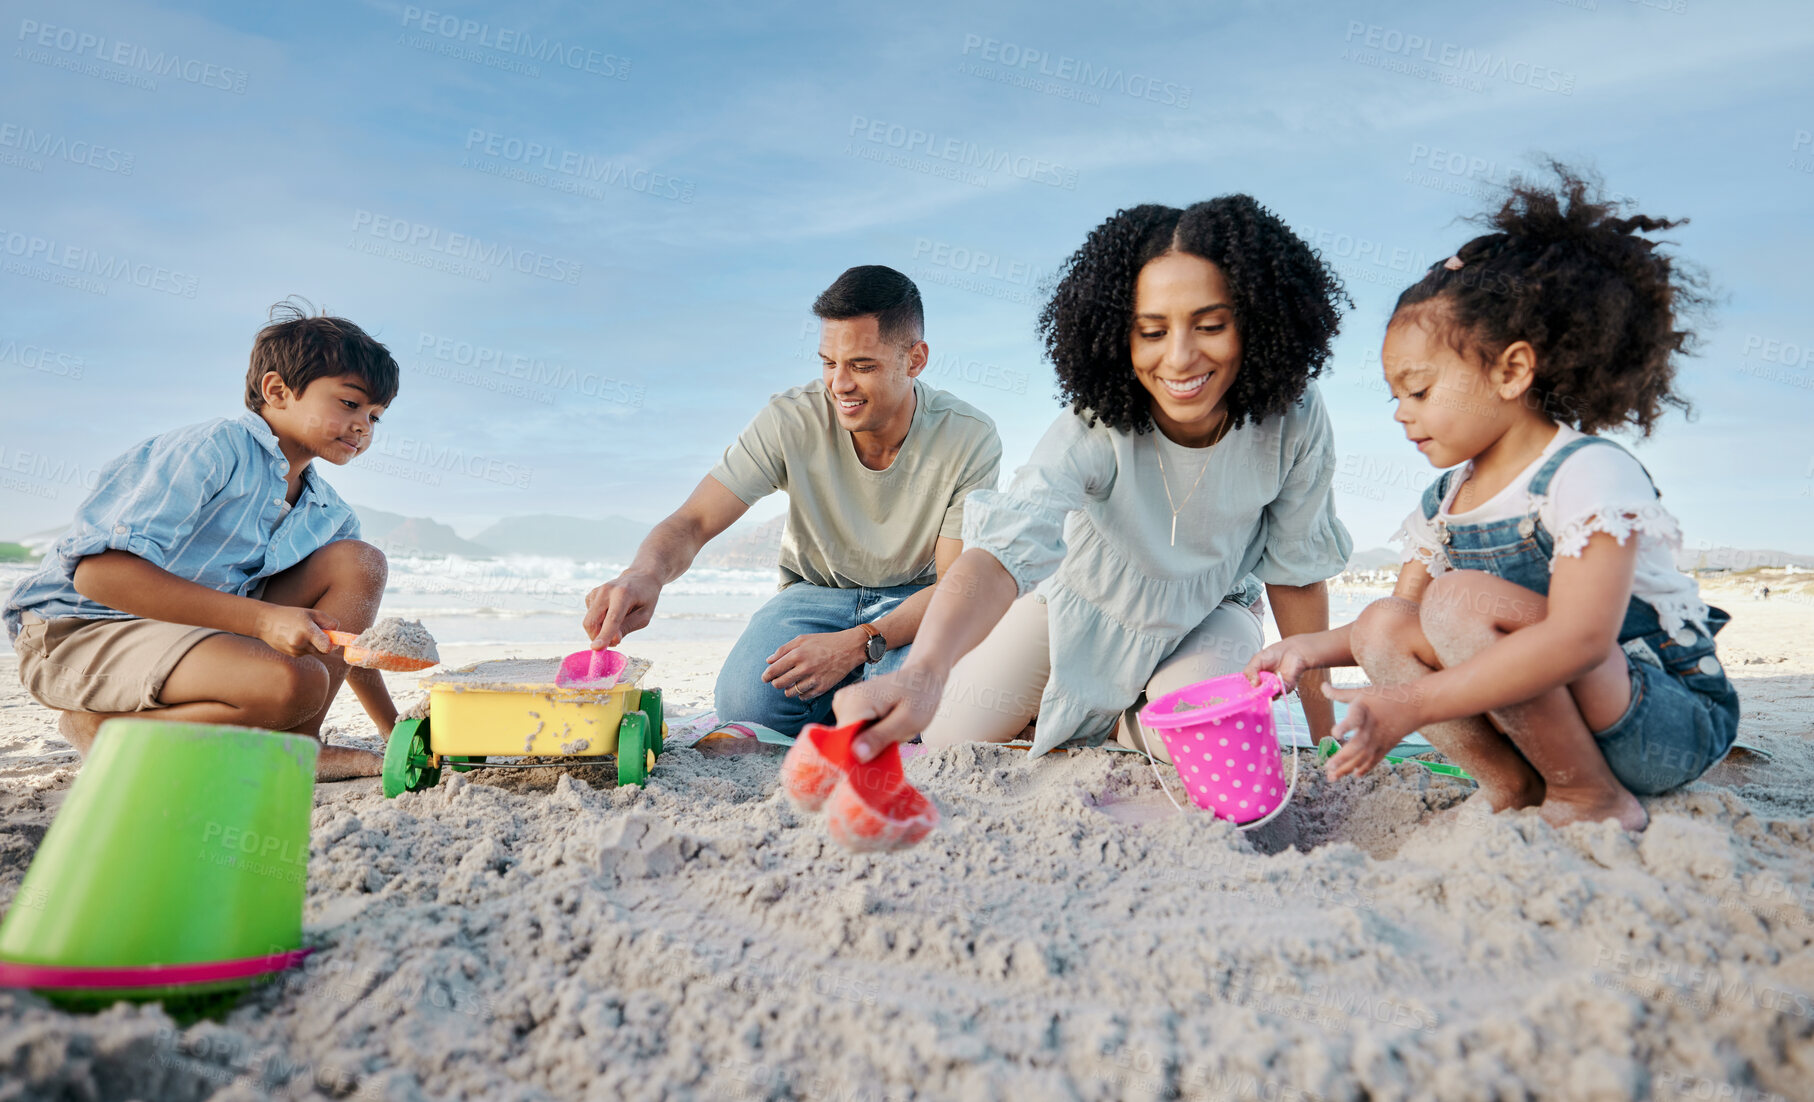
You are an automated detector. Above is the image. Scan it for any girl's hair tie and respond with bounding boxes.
[1443,255,1465,271]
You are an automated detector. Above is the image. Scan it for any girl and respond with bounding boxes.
[1247,166,1737,831]
[835,196,1353,766]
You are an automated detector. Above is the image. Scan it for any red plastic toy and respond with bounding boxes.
[780,719,937,852]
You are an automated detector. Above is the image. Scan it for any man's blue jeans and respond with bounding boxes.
[714,582,921,735]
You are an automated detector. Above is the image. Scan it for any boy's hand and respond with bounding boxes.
[257,605,336,657]
[1244,637,1320,692]
[583,571,660,649]
[1321,682,1422,778]
[833,664,945,763]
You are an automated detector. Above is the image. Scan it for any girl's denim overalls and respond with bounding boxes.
[1420,437,1740,793]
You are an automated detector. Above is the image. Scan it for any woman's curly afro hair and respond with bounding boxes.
[1391,161,1710,437]
[1037,195,1349,435]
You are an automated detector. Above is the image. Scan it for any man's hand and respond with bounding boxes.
[256,605,335,657]
[1320,681,1424,779]
[833,663,945,762]
[763,629,867,701]
[583,571,661,649]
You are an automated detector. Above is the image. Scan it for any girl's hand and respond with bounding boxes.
[1244,638,1320,692]
[833,663,947,762]
[1320,682,1423,778]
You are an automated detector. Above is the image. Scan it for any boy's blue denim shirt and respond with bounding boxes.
[4,411,362,642]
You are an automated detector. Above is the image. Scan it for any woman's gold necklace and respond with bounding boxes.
[1155,413,1233,547]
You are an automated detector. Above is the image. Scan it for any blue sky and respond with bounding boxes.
[3,0,1811,556]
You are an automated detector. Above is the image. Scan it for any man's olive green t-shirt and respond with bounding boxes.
[709,378,1002,590]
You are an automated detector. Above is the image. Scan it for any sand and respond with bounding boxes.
[1,597,1812,1101]
[351,618,440,666]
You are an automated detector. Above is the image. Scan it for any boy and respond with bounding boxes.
[4,301,401,780]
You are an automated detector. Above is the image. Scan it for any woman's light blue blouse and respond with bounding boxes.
[960,383,1352,755]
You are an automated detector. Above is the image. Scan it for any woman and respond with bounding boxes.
[837,196,1353,763]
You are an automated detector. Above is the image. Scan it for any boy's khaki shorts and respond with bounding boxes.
[14,612,226,713]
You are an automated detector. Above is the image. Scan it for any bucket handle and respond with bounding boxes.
[1141,688,1305,832]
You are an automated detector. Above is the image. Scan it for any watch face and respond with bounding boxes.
[865,633,885,662]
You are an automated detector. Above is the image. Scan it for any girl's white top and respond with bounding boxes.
[1391,424,1709,634]
[962,384,1351,756]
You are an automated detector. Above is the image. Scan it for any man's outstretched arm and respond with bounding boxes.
[582,475,751,648]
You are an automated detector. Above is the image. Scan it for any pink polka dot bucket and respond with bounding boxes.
[1137,671,1300,829]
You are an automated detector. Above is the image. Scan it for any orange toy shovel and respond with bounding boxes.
[324,630,437,673]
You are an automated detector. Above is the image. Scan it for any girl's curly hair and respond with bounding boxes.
[1037,196,1349,434]
[1391,161,1710,436]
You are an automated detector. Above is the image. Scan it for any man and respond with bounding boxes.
[581,265,1002,734]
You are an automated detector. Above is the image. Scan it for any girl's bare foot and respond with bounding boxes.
[316,744,384,781]
[1539,788,1648,832]
[1477,774,1545,813]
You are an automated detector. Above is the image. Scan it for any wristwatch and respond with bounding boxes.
[859,622,886,664]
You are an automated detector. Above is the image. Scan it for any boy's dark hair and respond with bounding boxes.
[812,266,925,349]
[1390,161,1709,437]
[244,298,400,413]
[1038,196,1350,434]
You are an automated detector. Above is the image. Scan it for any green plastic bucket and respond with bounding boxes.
[0,720,317,1005]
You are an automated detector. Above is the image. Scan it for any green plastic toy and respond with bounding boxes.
[1317,735,1475,781]
[0,720,317,1005]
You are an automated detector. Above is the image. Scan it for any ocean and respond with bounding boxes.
[0,556,1382,654]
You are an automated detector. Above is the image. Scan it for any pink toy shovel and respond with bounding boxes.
[556,648,627,688]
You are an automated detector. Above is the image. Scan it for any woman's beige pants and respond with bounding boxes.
[920,593,1265,762]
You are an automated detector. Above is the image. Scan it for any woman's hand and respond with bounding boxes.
[1320,682,1423,778]
[832,663,947,762]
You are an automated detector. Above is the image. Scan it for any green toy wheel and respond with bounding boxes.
[382,716,441,798]
[617,711,651,787]
[638,689,665,757]
[446,755,486,773]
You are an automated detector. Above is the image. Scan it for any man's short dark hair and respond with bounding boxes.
[812,265,924,347]
[245,298,400,412]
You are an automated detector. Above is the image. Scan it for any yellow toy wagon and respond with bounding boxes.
[381,657,667,797]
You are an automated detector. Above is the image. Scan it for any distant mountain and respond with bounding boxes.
[1345,546,1402,572]
[469,514,652,562]
[354,506,494,559]
[696,516,784,570]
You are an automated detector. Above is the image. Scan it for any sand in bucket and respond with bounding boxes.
[1138,672,1298,829]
